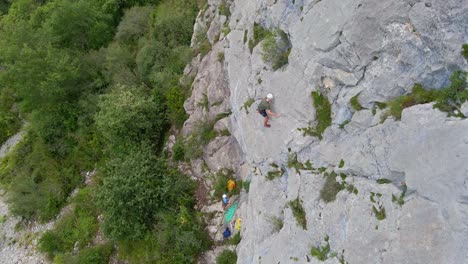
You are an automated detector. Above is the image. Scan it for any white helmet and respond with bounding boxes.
[222,194,227,198]
[267,93,273,99]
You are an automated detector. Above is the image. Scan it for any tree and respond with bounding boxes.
[96,145,167,240]
[95,85,167,151]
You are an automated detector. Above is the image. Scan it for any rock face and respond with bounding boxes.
[184,0,468,263]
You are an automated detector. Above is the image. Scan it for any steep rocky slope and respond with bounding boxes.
[183,0,468,263]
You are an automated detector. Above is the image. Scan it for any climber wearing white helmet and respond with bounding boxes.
[257,93,280,128]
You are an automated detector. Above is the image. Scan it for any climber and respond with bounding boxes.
[222,193,229,210]
[257,93,280,128]
[227,179,236,192]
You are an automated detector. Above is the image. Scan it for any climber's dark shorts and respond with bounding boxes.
[258,110,268,117]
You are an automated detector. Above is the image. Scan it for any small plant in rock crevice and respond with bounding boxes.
[268,215,284,233]
[248,23,271,53]
[310,236,348,263]
[266,163,285,180]
[370,192,386,220]
[261,29,292,70]
[462,44,468,59]
[305,91,332,140]
[392,182,407,206]
[287,197,307,230]
[350,93,364,111]
[240,98,255,114]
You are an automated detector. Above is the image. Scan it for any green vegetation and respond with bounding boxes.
[382,71,467,120]
[311,235,331,261]
[228,232,241,245]
[350,93,364,111]
[300,91,332,139]
[217,51,225,62]
[266,163,285,180]
[287,197,307,230]
[243,29,248,44]
[261,29,291,70]
[240,98,255,114]
[222,25,231,36]
[320,172,345,203]
[338,159,345,168]
[287,151,305,174]
[212,169,235,199]
[0,0,210,263]
[268,215,284,233]
[462,44,468,59]
[376,178,392,184]
[39,188,98,259]
[311,236,348,263]
[198,93,210,111]
[392,183,407,206]
[370,192,386,220]
[218,1,230,18]
[53,243,114,264]
[217,250,237,264]
[248,23,270,53]
[372,205,386,220]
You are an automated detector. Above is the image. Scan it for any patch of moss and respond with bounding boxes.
[320,172,345,203]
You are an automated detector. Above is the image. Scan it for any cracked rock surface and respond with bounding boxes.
[184,0,468,263]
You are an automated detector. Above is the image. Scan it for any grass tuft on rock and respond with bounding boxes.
[462,44,468,59]
[261,29,291,70]
[240,98,255,114]
[376,178,392,184]
[266,163,285,180]
[216,249,237,264]
[311,91,332,139]
[350,94,364,111]
[310,235,331,261]
[268,215,284,233]
[287,198,307,230]
[248,23,271,53]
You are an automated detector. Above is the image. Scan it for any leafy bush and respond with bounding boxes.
[261,29,291,70]
[115,5,153,42]
[118,209,211,264]
[217,250,237,264]
[172,138,186,161]
[228,232,241,245]
[287,198,307,230]
[95,85,167,152]
[166,86,189,128]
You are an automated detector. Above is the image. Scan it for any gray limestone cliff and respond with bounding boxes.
[183,0,468,263]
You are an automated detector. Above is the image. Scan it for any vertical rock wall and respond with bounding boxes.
[183,0,468,263]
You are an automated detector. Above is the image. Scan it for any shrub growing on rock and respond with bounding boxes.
[261,29,291,70]
[217,250,237,264]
